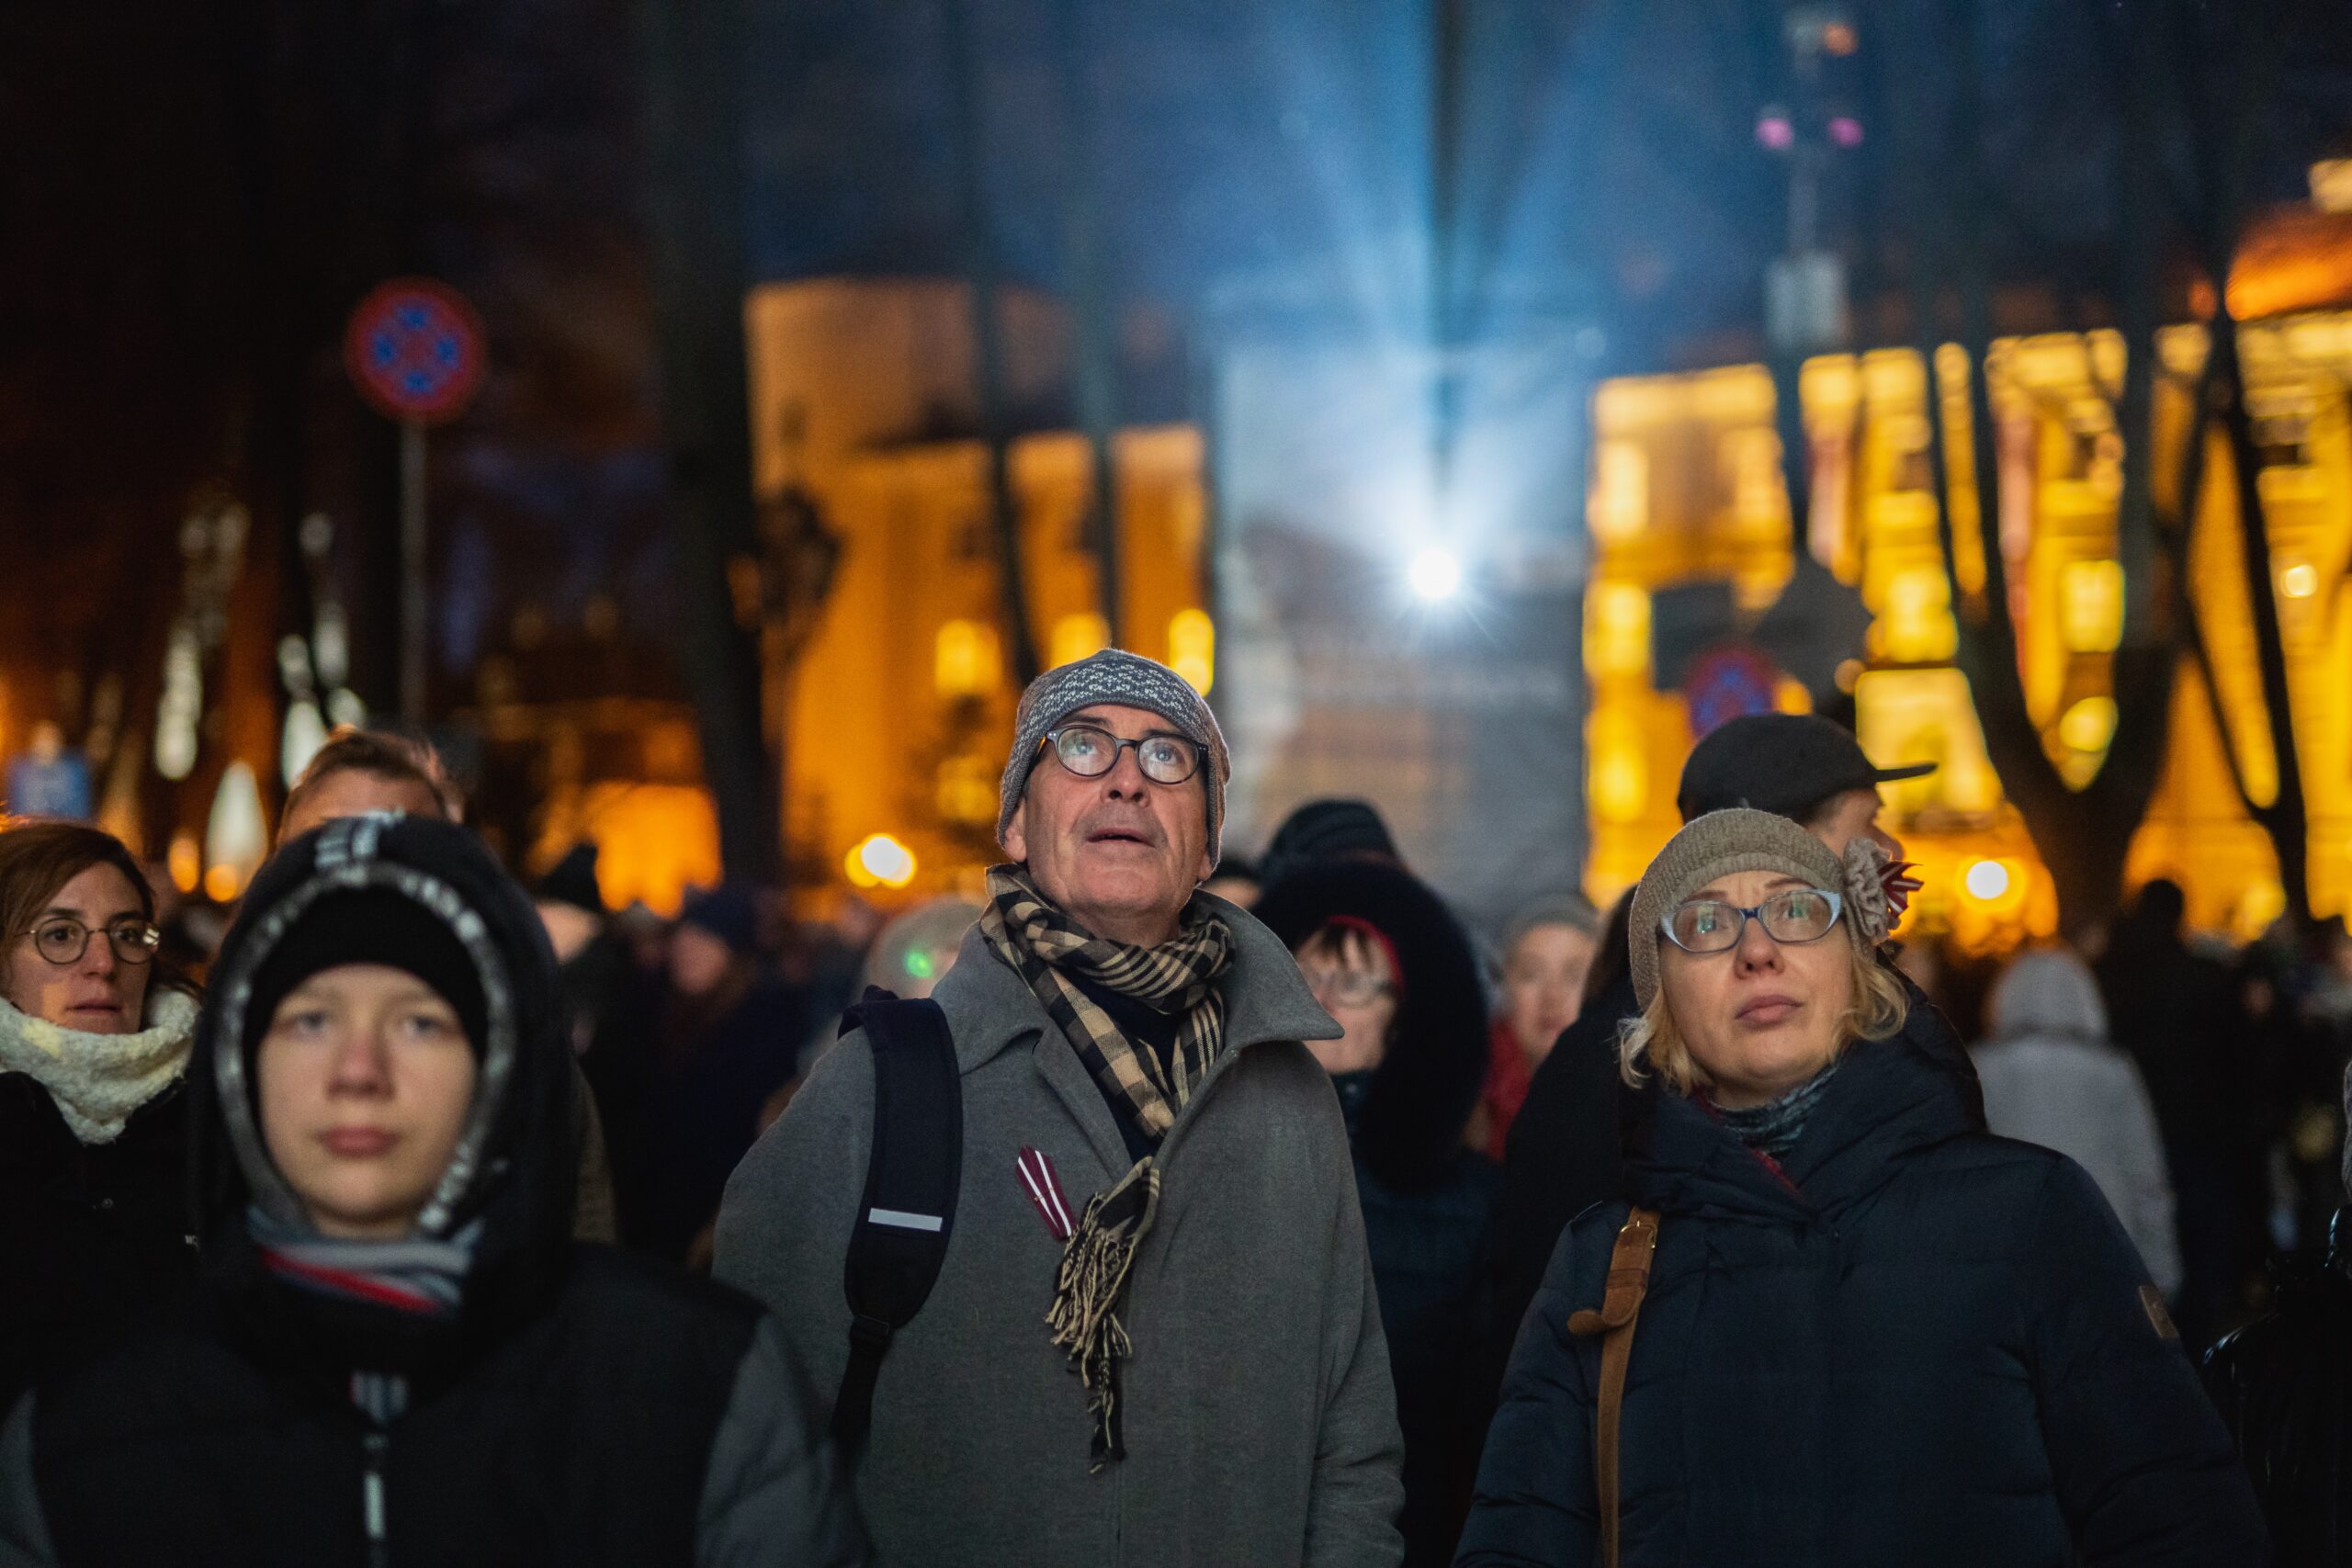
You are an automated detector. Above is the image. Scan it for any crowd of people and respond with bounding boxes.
[0,649,2348,1563]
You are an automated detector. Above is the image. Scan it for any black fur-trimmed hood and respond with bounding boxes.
[1253,859,1489,1191]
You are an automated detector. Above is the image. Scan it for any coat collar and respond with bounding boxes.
[933,891,1341,1077]
[929,891,1340,1171]
[1627,1004,1975,1225]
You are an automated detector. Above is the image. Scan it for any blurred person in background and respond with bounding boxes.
[1256,797,1405,890]
[0,822,198,1408]
[1257,861,1499,1567]
[2098,878,2264,1349]
[1973,947,2181,1300]
[2206,1043,2352,1564]
[640,884,809,1266]
[777,895,983,1128]
[1473,895,1600,1160]
[0,814,863,1566]
[277,726,462,844]
[533,843,653,1250]
[1203,853,1261,910]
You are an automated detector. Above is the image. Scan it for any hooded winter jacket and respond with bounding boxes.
[712,898,1405,1568]
[0,813,864,1568]
[1254,861,1500,1568]
[1457,1021,2267,1567]
[1973,949,2181,1297]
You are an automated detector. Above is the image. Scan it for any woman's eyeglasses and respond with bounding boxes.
[21,917,163,967]
[1660,888,1843,953]
[1300,965,1393,1009]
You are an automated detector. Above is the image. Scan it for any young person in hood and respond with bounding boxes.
[274,729,620,1247]
[0,813,864,1568]
[1255,861,1500,1568]
[1456,809,2264,1567]
[0,822,199,1410]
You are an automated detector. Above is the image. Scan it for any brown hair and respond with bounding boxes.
[279,727,462,841]
[0,819,155,942]
[0,819,195,1009]
[1294,919,1398,986]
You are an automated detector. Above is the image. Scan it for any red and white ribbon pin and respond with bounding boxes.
[1015,1146,1077,1241]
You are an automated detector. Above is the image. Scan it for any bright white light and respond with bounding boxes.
[1962,860,2011,902]
[1408,547,1463,602]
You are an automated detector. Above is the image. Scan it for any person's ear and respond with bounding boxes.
[1001,797,1030,863]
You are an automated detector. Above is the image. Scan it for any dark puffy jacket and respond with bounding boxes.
[1457,1021,2267,1567]
[0,814,862,1567]
[0,1072,193,1411]
[1256,861,1500,1568]
[2203,1207,2352,1563]
[1481,960,1980,1403]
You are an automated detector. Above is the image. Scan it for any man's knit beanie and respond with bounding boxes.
[996,649,1229,865]
[1627,808,1864,1012]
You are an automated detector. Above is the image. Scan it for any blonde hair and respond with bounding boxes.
[1618,938,1908,1095]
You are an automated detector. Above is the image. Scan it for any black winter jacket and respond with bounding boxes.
[1458,1022,2267,1567]
[1482,959,1982,1395]
[2203,1207,2352,1564]
[0,815,863,1568]
[0,1074,193,1410]
[1256,861,1500,1568]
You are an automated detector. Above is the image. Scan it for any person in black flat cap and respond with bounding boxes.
[0,813,864,1567]
[1476,714,1978,1435]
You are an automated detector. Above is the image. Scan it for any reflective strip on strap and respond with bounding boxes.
[866,1207,944,1233]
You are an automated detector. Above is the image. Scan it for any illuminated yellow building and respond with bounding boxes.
[1586,310,2352,947]
[747,279,1209,908]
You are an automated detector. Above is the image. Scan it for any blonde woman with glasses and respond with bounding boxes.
[1459,809,2266,1568]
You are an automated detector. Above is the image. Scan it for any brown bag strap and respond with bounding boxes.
[1566,1206,1659,1568]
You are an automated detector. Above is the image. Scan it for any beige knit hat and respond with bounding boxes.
[1628,808,1890,1010]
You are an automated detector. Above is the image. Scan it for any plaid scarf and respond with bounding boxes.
[980,864,1234,1469]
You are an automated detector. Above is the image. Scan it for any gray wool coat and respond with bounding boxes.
[713,897,1406,1568]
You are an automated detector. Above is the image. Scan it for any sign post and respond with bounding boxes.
[344,278,486,724]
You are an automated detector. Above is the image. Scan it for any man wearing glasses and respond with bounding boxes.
[718,649,1405,1568]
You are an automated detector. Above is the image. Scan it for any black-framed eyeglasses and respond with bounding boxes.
[21,917,163,968]
[1660,888,1843,954]
[1042,724,1202,786]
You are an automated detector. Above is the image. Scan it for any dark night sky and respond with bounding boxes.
[2,0,2346,754]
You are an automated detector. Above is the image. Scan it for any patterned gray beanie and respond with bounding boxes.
[1628,808,1890,1011]
[997,649,1230,865]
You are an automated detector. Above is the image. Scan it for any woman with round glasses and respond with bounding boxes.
[1458,809,2263,1567]
[0,820,198,1407]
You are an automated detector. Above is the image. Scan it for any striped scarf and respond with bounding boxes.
[980,864,1234,1469]
[248,1207,478,1423]
[249,1206,475,1319]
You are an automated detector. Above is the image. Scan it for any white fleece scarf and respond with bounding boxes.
[0,987,198,1144]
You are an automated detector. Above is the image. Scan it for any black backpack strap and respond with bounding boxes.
[832,987,962,1451]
